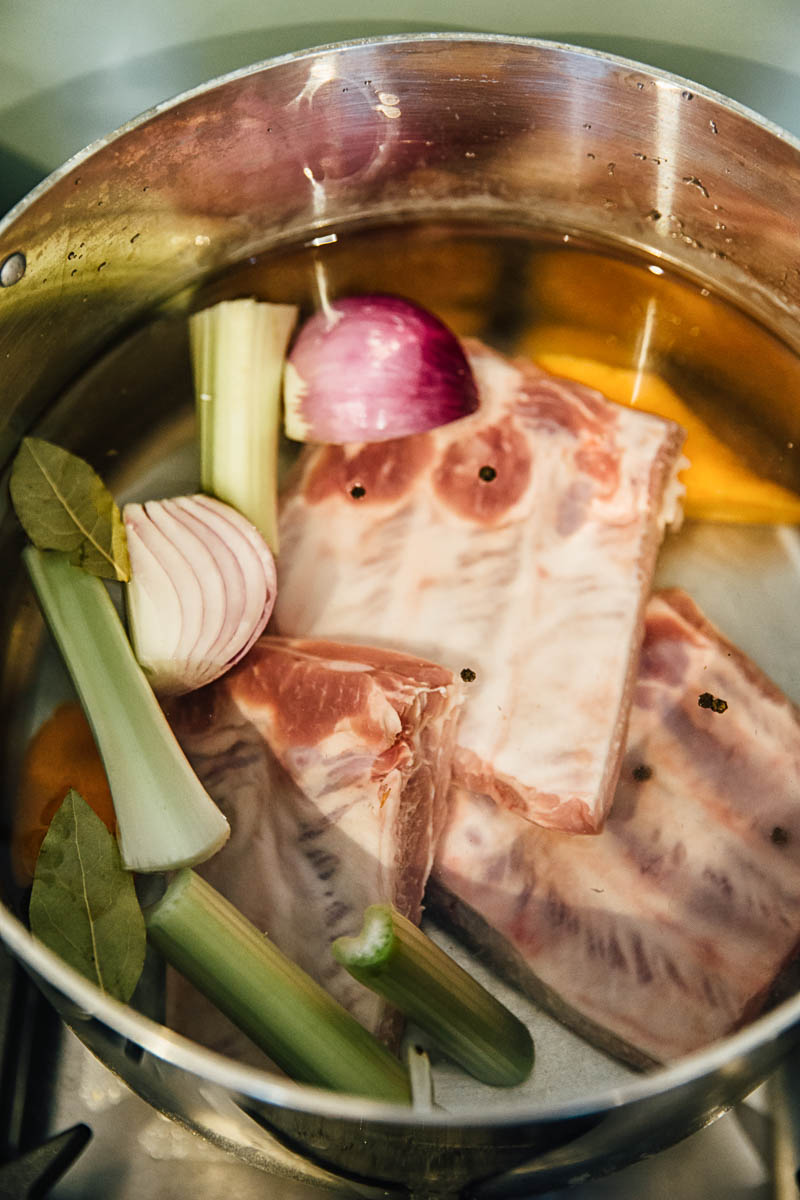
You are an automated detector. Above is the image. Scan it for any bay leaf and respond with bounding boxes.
[29,789,145,1003]
[10,437,130,581]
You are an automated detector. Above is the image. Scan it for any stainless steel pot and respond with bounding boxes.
[1,33,800,1198]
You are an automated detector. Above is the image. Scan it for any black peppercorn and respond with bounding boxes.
[698,692,728,713]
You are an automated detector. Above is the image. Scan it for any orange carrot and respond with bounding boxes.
[13,702,115,884]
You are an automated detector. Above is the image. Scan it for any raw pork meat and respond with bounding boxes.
[277,341,685,833]
[167,636,461,1063]
[431,589,800,1065]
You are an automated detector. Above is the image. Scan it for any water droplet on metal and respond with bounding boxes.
[0,251,26,287]
[683,176,710,198]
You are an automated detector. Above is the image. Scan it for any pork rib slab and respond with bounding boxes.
[432,589,800,1066]
[167,636,461,1064]
[276,341,684,833]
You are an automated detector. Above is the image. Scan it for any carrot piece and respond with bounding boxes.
[525,337,800,525]
[13,701,115,884]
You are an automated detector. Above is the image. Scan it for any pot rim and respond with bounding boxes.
[2,29,799,241]
[4,887,798,1127]
[2,30,799,1129]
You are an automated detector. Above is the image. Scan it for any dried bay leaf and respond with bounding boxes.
[29,789,145,1002]
[10,437,130,580]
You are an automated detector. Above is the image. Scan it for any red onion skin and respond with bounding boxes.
[284,295,479,444]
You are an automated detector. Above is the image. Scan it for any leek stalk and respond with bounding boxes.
[333,906,534,1087]
[145,870,411,1103]
[23,547,230,873]
[189,298,297,554]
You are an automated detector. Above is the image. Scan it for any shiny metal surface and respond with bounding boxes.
[2,33,800,1197]
[1,36,800,469]
[39,1022,773,1199]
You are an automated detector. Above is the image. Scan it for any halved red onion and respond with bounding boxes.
[283,294,479,444]
[123,494,277,695]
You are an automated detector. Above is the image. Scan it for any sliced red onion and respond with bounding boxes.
[283,294,479,444]
[123,494,276,695]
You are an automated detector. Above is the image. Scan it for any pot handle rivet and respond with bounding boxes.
[0,252,26,287]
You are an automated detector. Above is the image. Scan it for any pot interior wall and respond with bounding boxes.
[1,37,799,467]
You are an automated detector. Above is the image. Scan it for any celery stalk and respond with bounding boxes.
[189,298,297,554]
[145,870,411,1103]
[23,547,230,873]
[333,906,534,1087]
[406,1043,435,1111]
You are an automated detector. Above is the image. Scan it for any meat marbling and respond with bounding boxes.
[276,341,685,833]
[431,589,800,1066]
[167,636,462,1063]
